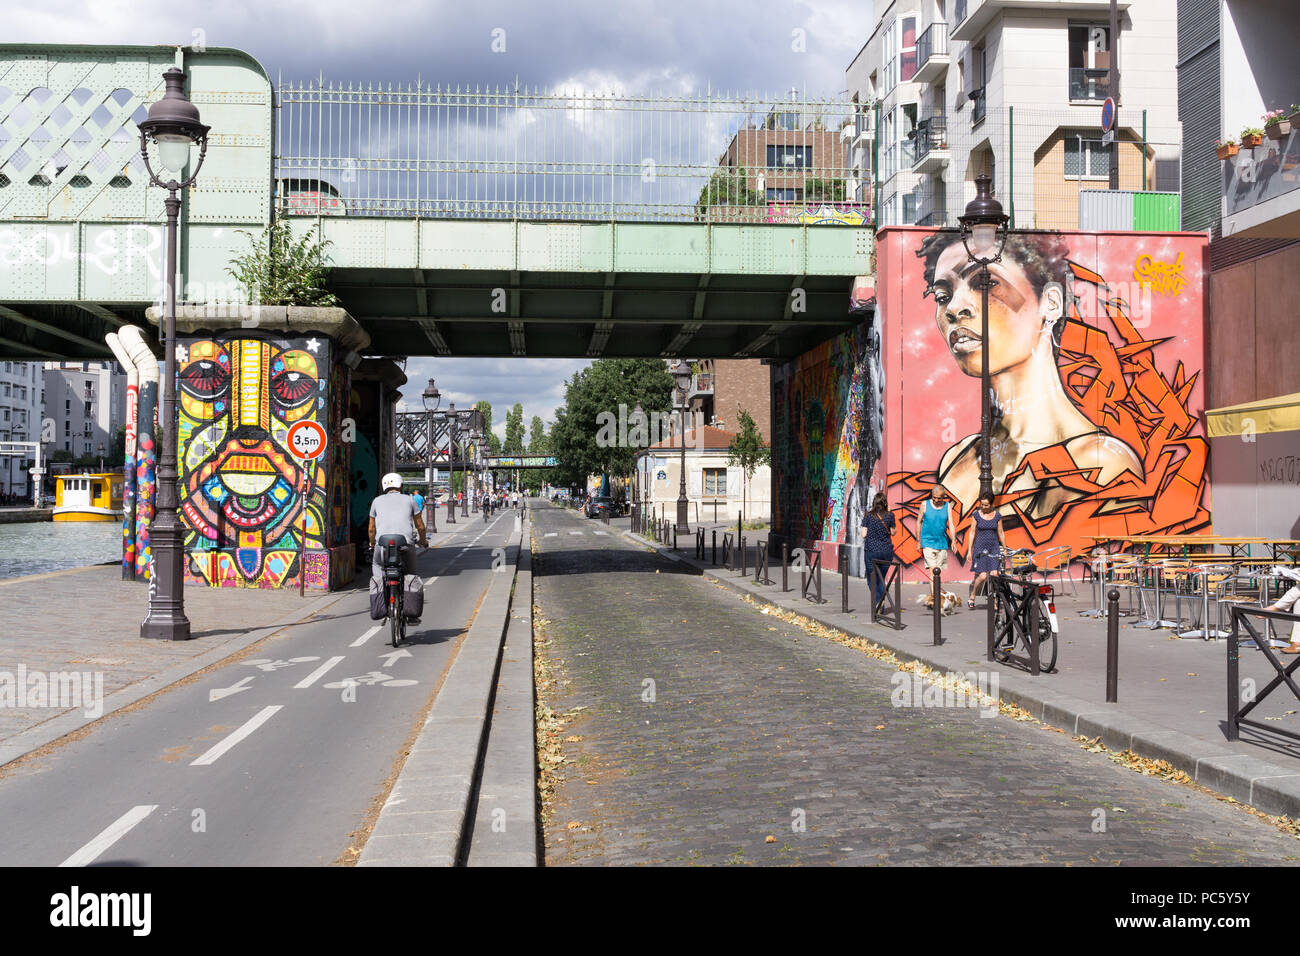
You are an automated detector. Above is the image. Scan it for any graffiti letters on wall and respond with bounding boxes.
[177,332,345,589]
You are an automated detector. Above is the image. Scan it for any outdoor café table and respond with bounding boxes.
[1082,536,1127,616]
[1268,540,1300,561]
[1132,558,1184,629]
[1177,564,1234,639]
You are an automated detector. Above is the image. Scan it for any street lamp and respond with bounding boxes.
[446,402,458,524]
[422,379,440,532]
[671,361,692,532]
[97,442,105,472]
[957,172,1010,503]
[139,66,209,642]
[631,401,644,527]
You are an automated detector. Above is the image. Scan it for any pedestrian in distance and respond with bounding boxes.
[860,492,896,608]
[967,492,1006,608]
[919,484,956,576]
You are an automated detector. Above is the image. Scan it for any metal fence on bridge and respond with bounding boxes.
[274,82,862,224]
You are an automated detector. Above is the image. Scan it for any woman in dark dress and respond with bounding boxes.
[860,493,897,607]
[968,492,1007,608]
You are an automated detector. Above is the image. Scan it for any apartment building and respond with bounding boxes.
[0,362,43,499]
[1194,0,1300,541]
[682,359,772,442]
[847,0,1182,230]
[43,361,125,465]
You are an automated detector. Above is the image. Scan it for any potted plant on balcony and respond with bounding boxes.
[1241,127,1265,149]
[1290,104,1300,128]
[1216,138,1239,160]
[1265,110,1292,141]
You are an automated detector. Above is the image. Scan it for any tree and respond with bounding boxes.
[474,400,501,455]
[726,408,771,520]
[695,165,765,220]
[528,416,548,454]
[226,218,339,306]
[504,402,525,454]
[549,359,673,488]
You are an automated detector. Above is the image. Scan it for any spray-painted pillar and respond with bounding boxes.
[105,332,139,580]
[145,306,370,591]
[120,326,158,580]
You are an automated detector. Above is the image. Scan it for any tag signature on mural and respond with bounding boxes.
[1133,252,1187,298]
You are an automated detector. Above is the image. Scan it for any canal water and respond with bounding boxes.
[0,520,125,579]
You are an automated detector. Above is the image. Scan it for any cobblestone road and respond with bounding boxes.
[532,503,1300,866]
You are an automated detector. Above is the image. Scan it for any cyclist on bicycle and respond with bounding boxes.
[368,472,428,589]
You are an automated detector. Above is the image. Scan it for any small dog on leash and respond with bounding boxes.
[916,590,963,616]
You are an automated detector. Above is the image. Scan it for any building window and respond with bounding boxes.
[884,15,918,93]
[64,421,70,437]
[65,399,70,414]
[766,187,798,201]
[766,145,812,169]
[704,468,727,496]
[1064,133,1110,177]
[84,401,92,418]
[1,384,8,397]
[1068,23,1112,101]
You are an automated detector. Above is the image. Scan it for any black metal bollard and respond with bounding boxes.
[673,526,677,550]
[782,541,789,592]
[932,567,943,646]
[1106,588,1120,702]
[841,545,850,613]
[712,529,717,565]
[740,535,747,575]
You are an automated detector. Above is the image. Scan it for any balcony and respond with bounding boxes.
[1222,131,1300,239]
[914,22,949,84]
[1069,67,1112,102]
[912,114,950,173]
[689,372,714,397]
[953,0,1131,42]
[971,89,987,126]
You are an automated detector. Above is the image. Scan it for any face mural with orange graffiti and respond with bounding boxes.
[886,229,1209,574]
[177,333,330,587]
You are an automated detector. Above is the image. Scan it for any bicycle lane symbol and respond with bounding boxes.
[323,671,419,690]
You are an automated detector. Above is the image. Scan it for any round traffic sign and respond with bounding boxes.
[1100,97,1116,133]
[286,420,328,461]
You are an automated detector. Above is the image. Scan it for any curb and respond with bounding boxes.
[357,515,525,867]
[466,517,536,867]
[614,524,1300,820]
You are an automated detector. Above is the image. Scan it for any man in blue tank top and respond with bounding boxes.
[919,484,955,573]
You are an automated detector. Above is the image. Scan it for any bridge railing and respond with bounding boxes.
[274,83,865,225]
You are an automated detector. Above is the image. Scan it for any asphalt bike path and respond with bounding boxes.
[0,509,522,866]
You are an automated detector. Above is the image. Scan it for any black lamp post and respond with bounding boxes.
[957,172,1010,503]
[445,403,458,523]
[139,67,209,642]
[672,361,692,532]
[422,379,440,532]
[632,401,643,527]
[97,442,105,472]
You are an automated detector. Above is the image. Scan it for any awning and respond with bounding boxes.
[1206,392,1300,438]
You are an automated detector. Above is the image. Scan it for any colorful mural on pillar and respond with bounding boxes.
[175,332,353,590]
[773,228,1209,581]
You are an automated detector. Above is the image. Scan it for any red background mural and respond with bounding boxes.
[877,227,1210,580]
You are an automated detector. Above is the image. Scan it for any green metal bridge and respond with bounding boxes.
[0,44,872,361]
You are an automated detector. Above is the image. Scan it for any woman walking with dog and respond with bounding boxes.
[968,492,1006,609]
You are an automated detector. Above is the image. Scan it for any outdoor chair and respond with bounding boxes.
[1033,545,1076,596]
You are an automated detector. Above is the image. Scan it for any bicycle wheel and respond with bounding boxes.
[1034,608,1058,673]
[991,591,1015,663]
[389,591,401,648]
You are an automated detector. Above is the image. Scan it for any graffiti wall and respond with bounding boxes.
[176,331,353,590]
[774,227,1210,581]
[772,315,884,576]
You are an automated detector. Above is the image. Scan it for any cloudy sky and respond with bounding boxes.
[9,0,874,440]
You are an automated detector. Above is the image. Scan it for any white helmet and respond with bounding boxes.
[381,472,403,491]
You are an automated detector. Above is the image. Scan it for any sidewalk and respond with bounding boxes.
[0,519,487,762]
[621,525,1300,819]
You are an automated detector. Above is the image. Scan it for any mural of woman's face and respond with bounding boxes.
[929,242,1063,378]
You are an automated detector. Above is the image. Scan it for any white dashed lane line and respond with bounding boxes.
[190,705,283,766]
[293,656,345,689]
[59,805,158,867]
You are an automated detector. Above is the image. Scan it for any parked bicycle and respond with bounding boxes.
[979,547,1059,673]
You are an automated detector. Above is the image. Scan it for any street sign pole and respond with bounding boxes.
[285,420,328,597]
[1108,0,1120,189]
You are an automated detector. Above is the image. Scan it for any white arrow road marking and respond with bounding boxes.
[569,531,583,536]
[191,705,282,766]
[208,676,255,702]
[351,625,383,647]
[294,656,346,689]
[60,805,157,867]
[544,532,557,537]
[593,531,607,536]
[378,648,413,668]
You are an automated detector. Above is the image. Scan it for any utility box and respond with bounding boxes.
[1080,190,1181,231]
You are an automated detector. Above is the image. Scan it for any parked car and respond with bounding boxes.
[584,495,615,518]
